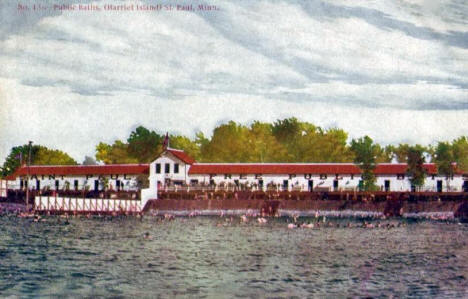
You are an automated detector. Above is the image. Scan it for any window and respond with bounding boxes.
[174,163,179,174]
[397,174,405,180]
[74,180,78,191]
[155,163,161,174]
[116,180,121,191]
[165,163,170,174]
[351,174,354,180]
[320,174,327,180]
[55,180,60,190]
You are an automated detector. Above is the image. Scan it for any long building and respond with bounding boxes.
[5,164,148,192]
[5,148,468,195]
[147,148,467,194]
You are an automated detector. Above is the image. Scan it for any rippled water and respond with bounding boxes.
[0,215,467,298]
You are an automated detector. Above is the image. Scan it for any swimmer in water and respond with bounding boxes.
[287,223,297,229]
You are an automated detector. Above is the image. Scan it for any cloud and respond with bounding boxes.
[0,0,467,162]
[1,77,467,163]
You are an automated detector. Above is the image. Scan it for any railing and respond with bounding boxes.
[0,180,7,198]
[158,184,465,193]
[5,189,140,202]
[156,190,468,201]
[34,196,142,214]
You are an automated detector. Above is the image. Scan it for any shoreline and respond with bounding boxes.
[1,198,467,220]
[144,198,468,217]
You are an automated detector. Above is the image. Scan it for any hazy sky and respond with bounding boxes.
[0,0,467,163]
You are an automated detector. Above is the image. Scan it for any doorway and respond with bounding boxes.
[282,180,289,191]
[333,180,339,191]
[384,180,390,192]
[308,180,314,192]
[258,179,264,190]
[437,180,443,192]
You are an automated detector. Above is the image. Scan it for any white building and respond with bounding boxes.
[5,148,467,196]
[147,148,467,194]
[5,164,148,192]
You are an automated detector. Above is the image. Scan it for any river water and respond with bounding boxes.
[0,215,467,298]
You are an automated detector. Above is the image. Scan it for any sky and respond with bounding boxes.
[0,0,467,163]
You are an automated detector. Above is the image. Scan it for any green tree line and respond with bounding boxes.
[1,145,77,177]
[2,118,467,191]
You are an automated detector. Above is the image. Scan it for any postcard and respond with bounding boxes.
[0,0,467,297]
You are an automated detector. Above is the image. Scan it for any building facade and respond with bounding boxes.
[148,148,467,193]
[6,164,148,192]
[5,148,468,195]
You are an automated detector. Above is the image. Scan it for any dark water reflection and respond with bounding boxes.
[0,216,467,298]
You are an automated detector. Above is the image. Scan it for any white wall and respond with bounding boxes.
[184,173,362,191]
[161,170,465,192]
[0,180,7,197]
[149,153,189,187]
[10,174,140,191]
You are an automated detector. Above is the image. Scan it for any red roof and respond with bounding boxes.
[3,175,16,181]
[375,164,438,175]
[188,163,359,175]
[167,148,196,164]
[188,163,441,175]
[6,164,149,179]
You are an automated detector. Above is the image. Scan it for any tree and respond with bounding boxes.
[34,147,77,165]
[127,126,163,163]
[434,142,454,176]
[272,117,310,161]
[298,127,354,162]
[1,144,76,177]
[170,135,201,161]
[406,146,426,190]
[95,141,138,164]
[452,136,468,172]
[200,121,251,162]
[350,136,379,191]
[382,145,396,162]
[433,142,455,190]
[246,121,288,162]
[392,144,410,163]
[1,144,39,177]
[272,117,303,145]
